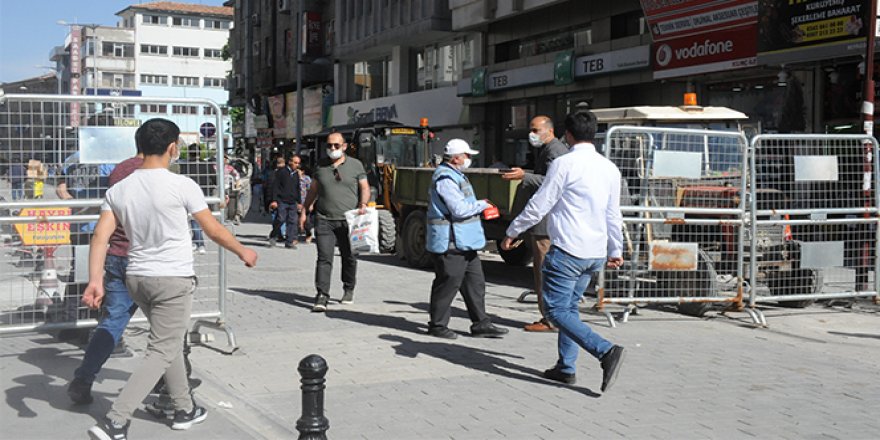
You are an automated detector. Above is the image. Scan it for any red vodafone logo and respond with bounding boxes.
[656,44,672,67]
[652,23,757,76]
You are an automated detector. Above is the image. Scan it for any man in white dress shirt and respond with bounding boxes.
[501,110,626,394]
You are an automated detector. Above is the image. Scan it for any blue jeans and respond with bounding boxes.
[74,255,137,383]
[542,246,613,374]
[190,219,204,248]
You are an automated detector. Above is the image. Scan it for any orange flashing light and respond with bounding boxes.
[683,93,698,106]
[419,117,429,127]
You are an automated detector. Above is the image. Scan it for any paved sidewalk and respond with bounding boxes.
[2,217,879,439]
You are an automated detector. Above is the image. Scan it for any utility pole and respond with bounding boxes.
[295,0,304,155]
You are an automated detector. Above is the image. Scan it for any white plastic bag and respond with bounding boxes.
[345,207,379,255]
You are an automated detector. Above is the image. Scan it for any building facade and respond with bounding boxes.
[228,0,880,164]
[116,2,234,143]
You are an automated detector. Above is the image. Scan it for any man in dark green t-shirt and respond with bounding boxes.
[300,131,371,312]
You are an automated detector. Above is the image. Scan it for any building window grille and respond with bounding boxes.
[172,76,199,86]
[140,74,168,85]
[172,46,199,57]
[140,104,168,113]
[140,44,168,55]
[143,15,166,25]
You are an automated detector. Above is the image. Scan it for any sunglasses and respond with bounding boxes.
[332,168,342,181]
[327,143,344,149]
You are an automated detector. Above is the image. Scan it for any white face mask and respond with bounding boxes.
[528,132,543,148]
[460,157,472,170]
[327,148,344,160]
[170,145,181,164]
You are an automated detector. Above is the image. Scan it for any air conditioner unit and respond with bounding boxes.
[279,0,291,14]
[251,13,261,27]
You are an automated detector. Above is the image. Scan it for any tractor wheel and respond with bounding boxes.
[767,269,819,308]
[496,239,533,266]
[401,210,433,268]
[377,209,396,254]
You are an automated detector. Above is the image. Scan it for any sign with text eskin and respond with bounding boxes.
[757,0,871,64]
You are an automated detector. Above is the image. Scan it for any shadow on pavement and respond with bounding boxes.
[384,300,530,330]
[233,288,315,312]
[4,343,129,420]
[378,334,600,398]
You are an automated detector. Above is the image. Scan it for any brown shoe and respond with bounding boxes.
[524,320,556,332]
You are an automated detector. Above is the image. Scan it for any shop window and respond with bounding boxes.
[353,58,389,100]
[611,11,646,39]
[416,37,474,91]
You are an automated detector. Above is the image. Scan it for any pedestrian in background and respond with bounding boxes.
[502,115,569,332]
[300,132,370,312]
[296,160,314,243]
[425,139,508,340]
[268,155,301,249]
[84,118,257,439]
[502,110,626,394]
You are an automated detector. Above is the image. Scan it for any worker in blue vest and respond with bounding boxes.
[425,139,509,339]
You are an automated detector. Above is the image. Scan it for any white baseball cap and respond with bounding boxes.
[444,139,480,156]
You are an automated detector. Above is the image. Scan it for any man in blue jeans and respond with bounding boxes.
[66,149,145,404]
[501,110,626,394]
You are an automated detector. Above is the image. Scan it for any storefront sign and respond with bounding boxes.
[268,94,286,138]
[575,45,651,78]
[14,208,71,246]
[301,11,322,57]
[487,63,554,92]
[69,26,82,127]
[330,86,464,128]
[554,51,574,85]
[471,67,487,97]
[757,0,871,65]
[642,0,758,42]
[653,24,757,79]
[245,107,256,138]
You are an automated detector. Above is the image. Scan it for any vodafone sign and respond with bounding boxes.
[653,24,757,79]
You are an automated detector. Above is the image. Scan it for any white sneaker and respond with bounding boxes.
[197,246,207,255]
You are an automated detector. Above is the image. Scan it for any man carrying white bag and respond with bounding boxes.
[300,131,372,312]
[345,207,379,255]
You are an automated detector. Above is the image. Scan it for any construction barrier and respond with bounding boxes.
[746,134,880,326]
[0,94,236,348]
[598,126,749,326]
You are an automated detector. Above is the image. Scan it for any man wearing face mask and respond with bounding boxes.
[502,116,569,332]
[300,132,371,312]
[425,139,509,339]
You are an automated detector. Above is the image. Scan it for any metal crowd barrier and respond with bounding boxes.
[746,134,880,326]
[0,94,236,349]
[597,126,749,327]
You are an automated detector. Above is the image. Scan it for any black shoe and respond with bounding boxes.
[171,403,208,430]
[68,377,93,405]
[427,327,458,339]
[87,418,129,440]
[340,290,354,304]
[470,322,509,338]
[600,345,626,393]
[285,243,297,249]
[543,366,577,385]
[312,295,329,312]
[145,395,175,420]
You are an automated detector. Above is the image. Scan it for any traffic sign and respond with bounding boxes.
[200,122,217,139]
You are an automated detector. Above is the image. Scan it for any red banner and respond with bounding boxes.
[653,23,757,79]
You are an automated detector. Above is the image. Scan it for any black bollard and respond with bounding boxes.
[296,354,329,440]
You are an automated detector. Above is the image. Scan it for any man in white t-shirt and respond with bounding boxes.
[83,118,258,440]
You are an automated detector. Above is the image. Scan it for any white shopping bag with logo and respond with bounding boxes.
[345,207,379,255]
